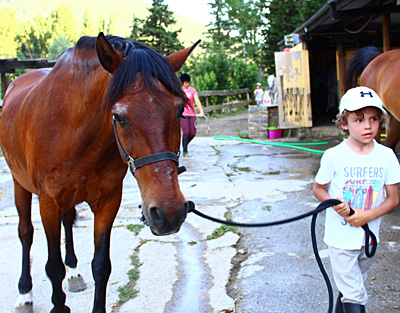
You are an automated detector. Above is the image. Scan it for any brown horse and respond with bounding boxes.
[0,33,199,313]
[347,46,400,150]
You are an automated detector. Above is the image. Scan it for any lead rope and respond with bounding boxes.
[188,199,377,313]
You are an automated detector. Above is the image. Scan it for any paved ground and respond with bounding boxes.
[1,112,399,312]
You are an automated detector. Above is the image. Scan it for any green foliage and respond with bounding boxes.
[231,60,259,90]
[128,268,140,280]
[117,285,139,303]
[81,9,97,36]
[0,9,20,57]
[48,35,71,60]
[51,4,78,43]
[137,0,184,55]
[263,0,328,73]
[126,224,144,236]
[16,13,53,58]
[130,255,142,268]
[206,220,240,240]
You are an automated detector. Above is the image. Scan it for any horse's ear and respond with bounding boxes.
[96,32,124,74]
[166,39,201,72]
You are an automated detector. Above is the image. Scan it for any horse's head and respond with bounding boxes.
[96,33,200,235]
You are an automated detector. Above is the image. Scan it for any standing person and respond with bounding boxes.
[254,83,263,106]
[180,73,204,156]
[312,86,400,313]
[262,86,271,106]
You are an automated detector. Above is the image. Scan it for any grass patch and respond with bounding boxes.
[130,255,142,268]
[206,217,240,240]
[127,224,144,236]
[117,252,143,304]
[211,145,221,156]
[117,285,139,304]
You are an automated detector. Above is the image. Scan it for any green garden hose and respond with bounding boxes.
[212,135,327,155]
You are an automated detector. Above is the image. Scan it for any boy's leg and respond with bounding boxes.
[329,246,369,305]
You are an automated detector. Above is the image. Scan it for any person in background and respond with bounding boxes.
[180,73,204,156]
[312,86,400,313]
[262,86,271,106]
[254,83,263,106]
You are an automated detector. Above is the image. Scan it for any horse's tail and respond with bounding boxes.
[347,46,381,87]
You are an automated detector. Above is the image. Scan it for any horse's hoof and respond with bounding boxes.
[68,275,87,292]
[15,303,33,313]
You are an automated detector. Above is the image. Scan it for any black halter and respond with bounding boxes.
[112,117,186,175]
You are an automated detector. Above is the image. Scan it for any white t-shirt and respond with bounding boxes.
[262,93,271,106]
[254,88,263,101]
[315,140,400,249]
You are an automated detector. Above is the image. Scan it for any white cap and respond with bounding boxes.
[256,83,261,86]
[339,86,386,115]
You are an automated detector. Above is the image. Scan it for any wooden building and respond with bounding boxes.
[276,0,400,129]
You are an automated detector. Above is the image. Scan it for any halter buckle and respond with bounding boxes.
[127,157,136,173]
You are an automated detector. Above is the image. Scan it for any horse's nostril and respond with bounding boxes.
[149,207,167,227]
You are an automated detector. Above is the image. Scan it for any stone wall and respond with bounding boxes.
[248,105,279,139]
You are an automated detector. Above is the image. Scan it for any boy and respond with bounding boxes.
[312,86,400,313]
[254,83,263,106]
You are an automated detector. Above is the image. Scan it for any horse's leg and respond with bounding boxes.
[63,207,87,292]
[385,114,400,152]
[14,178,34,313]
[90,194,121,313]
[40,195,70,313]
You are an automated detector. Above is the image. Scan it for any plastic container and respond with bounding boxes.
[267,120,281,139]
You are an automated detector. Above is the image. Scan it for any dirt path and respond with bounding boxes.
[195,112,249,137]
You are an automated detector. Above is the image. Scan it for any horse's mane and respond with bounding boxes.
[347,46,381,87]
[75,35,186,107]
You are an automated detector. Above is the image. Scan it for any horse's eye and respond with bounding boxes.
[113,114,127,127]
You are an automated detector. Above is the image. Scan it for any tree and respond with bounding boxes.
[48,35,71,60]
[128,14,144,42]
[51,4,78,44]
[0,8,20,57]
[206,0,235,50]
[98,13,117,35]
[81,9,97,36]
[138,0,183,55]
[262,0,326,74]
[16,13,53,58]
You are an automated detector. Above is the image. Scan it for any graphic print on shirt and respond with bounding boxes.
[343,178,381,210]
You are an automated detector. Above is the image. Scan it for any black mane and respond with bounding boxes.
[75,35,186,106]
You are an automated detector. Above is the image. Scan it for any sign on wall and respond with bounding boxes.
[274,50,312,128]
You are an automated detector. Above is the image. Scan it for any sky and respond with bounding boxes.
[143,0,213,25]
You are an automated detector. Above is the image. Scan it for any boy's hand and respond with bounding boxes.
[332,197,351,217]
[345,209,369,227]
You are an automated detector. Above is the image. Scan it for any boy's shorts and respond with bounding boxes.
[328,245,371,305]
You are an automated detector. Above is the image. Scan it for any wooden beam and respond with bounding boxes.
[382,12,391,52]
[1,73,10,99]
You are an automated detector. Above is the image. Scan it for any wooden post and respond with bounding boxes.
[1,69,14,99]
[382,13,391,52]
[336,41,347,97]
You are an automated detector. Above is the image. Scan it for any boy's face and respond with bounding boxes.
[256,85,261,89]
[342,107,381,144]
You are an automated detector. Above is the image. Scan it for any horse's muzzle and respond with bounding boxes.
[147,202,189,236]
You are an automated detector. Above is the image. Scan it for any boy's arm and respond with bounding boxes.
[345,183,399,227]
[312,182,350,216]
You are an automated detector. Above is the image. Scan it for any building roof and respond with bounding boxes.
[283,0,400,47]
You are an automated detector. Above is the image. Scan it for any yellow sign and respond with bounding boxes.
[275,50,312,128]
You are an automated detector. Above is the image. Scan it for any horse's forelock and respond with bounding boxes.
[104,42,186,107]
